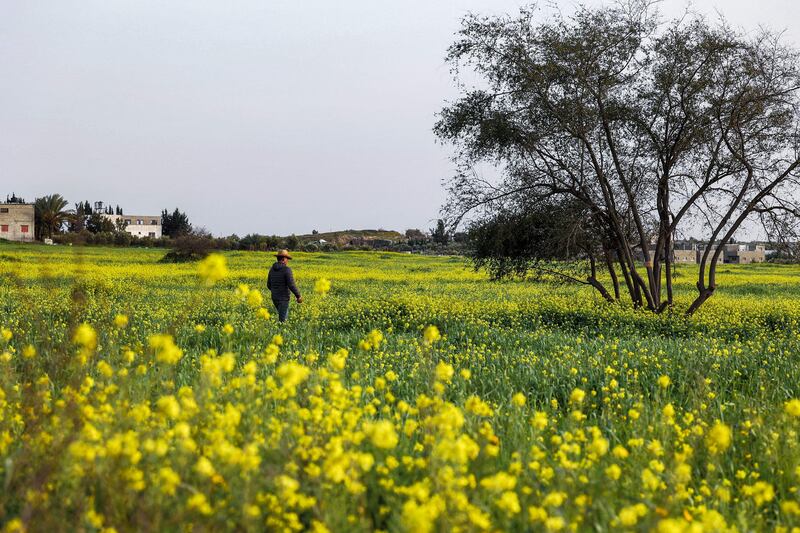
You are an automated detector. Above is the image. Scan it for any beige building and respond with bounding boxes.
[673,247,696,263]
[0,203,35,242]
[103,214,163,238]
[670,241,723,265]
[724,243,765,264]
[645,239,761,265]
[695,245,725,265]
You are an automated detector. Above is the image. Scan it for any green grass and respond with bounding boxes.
[0,244,799,531]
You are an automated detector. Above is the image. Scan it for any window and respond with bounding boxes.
[1,225,7,232]
[151,220,158,225]
[0,208,8,213]
[137,219,143,225]
[149,232,156,237]
[124,219,131,224]
[21,225,29,233]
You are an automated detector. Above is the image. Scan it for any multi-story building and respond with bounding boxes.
[647,239,726,265]
[724,243,766,264]
[103,214,163,238]
[673,249,696,263]
[0,203,35,242]
[672,241,697,263]
[694,243,725,265]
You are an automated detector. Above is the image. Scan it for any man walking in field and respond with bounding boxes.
[267,249,302,322]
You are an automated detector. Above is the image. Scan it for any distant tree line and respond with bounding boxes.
[6,192,195,244]
[5,193,26,204]
[7,192,470,255]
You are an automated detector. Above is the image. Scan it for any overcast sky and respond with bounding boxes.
[2,1,799,236]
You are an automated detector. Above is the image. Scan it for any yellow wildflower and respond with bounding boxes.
[785,399,800,417]
[569,388,585,404]
[195,457,216,478]
[187,493,212,515]
[156,395,181,419]
[149,334,183,365]
[246,289,264,309]
[706,421,732,455]
[423,325,441,345]
[435,361,454,382]
[605,464,621,480]
[497,491,521,514]
[73,323,98,351]
[532,411,548,430]
[314,278,331,295]
[158,467,181,495]
[113,314,129,328]
[742,481,774,506]
[365,420,398,449]
[197,253,229,286]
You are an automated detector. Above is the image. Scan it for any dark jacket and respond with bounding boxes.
[267,262,300,301]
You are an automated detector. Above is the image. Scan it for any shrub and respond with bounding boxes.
[160,235,215,263]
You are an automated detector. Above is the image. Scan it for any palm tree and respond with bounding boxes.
[34,194,71,240]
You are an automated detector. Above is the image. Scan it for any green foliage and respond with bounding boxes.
[284,234,300,250]
[161,235,216,263]
[34,194,71,239]
[467,201,601,282]
[436,2,800,313]
[85,213,115,234]
[431,219,449,245]
[161,208,192,238]
[2,246,800,531]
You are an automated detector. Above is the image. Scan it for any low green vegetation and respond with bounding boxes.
[1,244,799,531]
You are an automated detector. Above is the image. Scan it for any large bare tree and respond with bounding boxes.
[435,1,800,314]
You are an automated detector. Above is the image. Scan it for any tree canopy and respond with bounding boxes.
[436,1,800,314]
[34,194,71,240]
[161,208,192,238]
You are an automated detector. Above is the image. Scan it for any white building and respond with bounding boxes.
[103,214,162,238]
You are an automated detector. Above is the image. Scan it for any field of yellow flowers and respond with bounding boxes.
[1,243,800,532]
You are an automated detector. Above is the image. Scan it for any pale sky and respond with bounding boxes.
[2,0,799,236]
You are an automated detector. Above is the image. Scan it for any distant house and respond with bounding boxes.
[639,240,725,265]
[724,243,765,264]
[673,249,696,263]
[694,244,725,265]
[630,239,768,265]
[672,241,697,263]
[0,203,35,242]
[103,214,162,238]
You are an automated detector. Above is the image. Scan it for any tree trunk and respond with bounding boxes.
[615,247,639,307]
[604,249,620,300]
[687,285,715,315]
[587,277,615,303]
[662,227,674,307]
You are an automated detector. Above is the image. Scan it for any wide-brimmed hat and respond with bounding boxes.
[276,249,293,260]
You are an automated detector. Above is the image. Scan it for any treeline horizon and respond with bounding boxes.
[4,192,467,254]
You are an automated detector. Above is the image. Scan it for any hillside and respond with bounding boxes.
[295,229,405,246]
